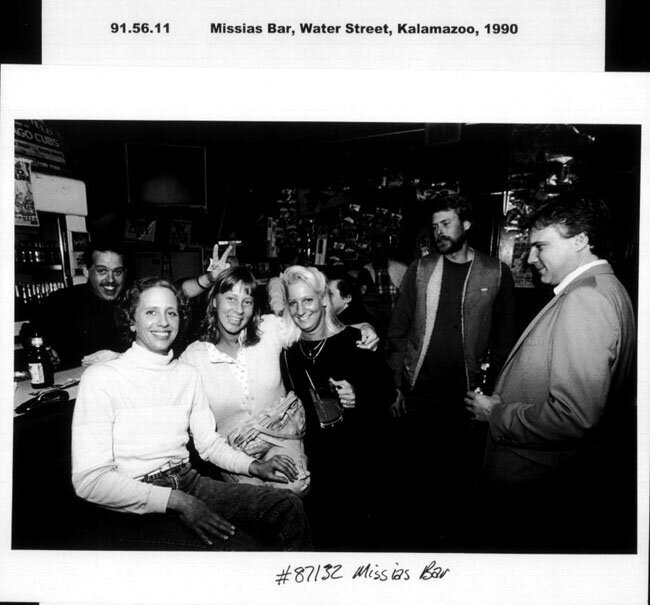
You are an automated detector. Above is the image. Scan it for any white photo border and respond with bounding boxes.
[0,66,648,605]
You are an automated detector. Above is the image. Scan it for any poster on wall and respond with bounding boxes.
[70,230,90,276]
[169,219,192,249]
[14,120,68,174]
[124,216,157,242]
[497,193,535,289]
[14,158,39,227]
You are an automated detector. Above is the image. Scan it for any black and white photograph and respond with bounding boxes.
[1,1,649,596]
[11,118,641,557]
[1,63,647,604]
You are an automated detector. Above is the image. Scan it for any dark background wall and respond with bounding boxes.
[39,120,640,334]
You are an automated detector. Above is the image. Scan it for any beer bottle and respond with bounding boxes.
[27,333,54,389]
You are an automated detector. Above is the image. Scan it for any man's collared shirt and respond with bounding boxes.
[553,259,607,296]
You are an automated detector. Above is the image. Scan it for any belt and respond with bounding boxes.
[138,460,188,483]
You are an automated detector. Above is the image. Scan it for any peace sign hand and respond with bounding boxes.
[206,243,232,281]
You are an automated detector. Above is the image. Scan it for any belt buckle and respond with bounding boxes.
[141,461,182,483]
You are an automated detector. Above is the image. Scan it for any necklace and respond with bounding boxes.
[299,338,327,363]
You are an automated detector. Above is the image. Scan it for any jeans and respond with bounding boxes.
[101,464,312,551]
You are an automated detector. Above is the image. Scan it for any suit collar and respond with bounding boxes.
[553,259,608,295]
[499,262,614,374]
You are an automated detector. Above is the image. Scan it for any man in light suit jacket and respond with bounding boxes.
[465,192,636,550]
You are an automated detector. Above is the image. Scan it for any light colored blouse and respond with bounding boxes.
[180,314,297,438]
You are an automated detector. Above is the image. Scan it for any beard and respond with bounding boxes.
[434,231,467,255]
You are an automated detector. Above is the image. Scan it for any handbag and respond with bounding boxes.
[227,391,306,458]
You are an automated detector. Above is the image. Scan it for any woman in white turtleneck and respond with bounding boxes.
[71,277,311,550]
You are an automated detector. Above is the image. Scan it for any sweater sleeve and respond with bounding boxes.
[189,373,256,474]
[71,366,172,514]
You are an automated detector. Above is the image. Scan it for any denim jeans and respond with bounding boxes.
[101,464,312,551]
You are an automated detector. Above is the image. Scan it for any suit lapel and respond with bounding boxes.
[499,262,612,376]
[500,291,563,373]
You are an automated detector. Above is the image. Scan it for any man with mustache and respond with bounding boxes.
[27,244,128,369]
[386,192,515,548]
[465,193,636,549]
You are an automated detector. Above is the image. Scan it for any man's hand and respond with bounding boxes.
[389,389,408,418]
[249,455,298,484]
[81,349,120,366]
[464,391,502,422]
[330,378,356,409]
[355,322,379,351]
[206,243,233,282]
[167,490,235,546]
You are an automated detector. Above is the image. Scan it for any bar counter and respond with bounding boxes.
[14,366,83,413]
[13,366,101,549]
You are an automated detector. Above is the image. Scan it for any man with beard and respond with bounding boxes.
[386,192,515,549]
[27,244,128,369]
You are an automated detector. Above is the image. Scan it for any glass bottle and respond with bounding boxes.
[27,334,54,389]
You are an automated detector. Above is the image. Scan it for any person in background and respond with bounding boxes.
[25,243,128,369]
[180,266,310,496]
[386,192,516,548]
[325,266,375,327]
[361,235,408,338]
[278,265,394,551]
[465,193,636,550]
[363,234,408,309]
[24,241,234,370]
[72,276,311,551]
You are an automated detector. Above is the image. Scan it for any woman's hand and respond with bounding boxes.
[206,243,233,282]
[355,322,379,351]
[167,490,235,546]
[249,455,298,483]
[330,378,356,409]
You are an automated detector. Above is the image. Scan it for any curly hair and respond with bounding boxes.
[430,192,473,223]
[115,276,190,346]
[197,266,261,346]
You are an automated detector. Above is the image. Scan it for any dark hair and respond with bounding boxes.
[82,243,126,269]
[326,267,360,300]
[116,277,190,346]
[525,192,611,260]
[430,192,473,223]
[198,266,261,346]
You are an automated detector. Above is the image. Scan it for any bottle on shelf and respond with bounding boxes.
[27,332,54,389]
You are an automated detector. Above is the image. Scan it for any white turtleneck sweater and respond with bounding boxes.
[71,342,255,514]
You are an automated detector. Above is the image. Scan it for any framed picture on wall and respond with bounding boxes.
[169,218,192,249]
[125,143,207,208]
